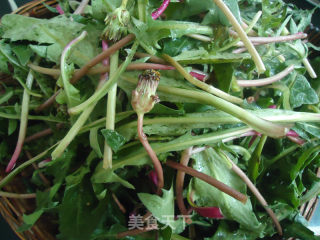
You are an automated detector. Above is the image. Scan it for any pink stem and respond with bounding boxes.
[56,5,65,15]
[38,158,52,168]
[151,0,171,20]
[286,130,305,145]
[148,170,158,186]
[6,143,23,172]
[189,191,224,219]
[287,136,305,146]
[222,130,256,142]
[193,207,224,219]
[286,130,300,138]
[127,63,175,71]
[237,65,295,87]
[74,0,90,15]
[137,114,164,195]
[268,105,277,109]
[101,40,109,80]
[176,147,193,224]
[190,70,208,82]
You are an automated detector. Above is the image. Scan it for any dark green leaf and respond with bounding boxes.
[100,129,126,153]
[0,52,9,73]
[17,210,44,232]
[58,180,107,240]
[213,63,234,93]
[8,119,17,136]
[173,48,251,64]
[290,74,319,108]
[0,141,9,164]
[138,186,185,233]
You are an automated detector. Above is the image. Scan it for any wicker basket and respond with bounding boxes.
[0,1,319,240]
[0,2,59,239]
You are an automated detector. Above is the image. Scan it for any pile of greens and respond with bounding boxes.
[1,0,320,239]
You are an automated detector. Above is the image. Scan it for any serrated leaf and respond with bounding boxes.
[173,48,251,64]
[191,148,265,234]
[138,186,185,233]
[11,44,32,66]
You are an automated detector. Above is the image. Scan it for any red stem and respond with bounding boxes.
[190,70,208,82]
[101,40,109,80]
[112,193,126,214]
[137,114,164,194]
[71,34,135,84]
[6,143,23,172]
[176,147,193,224]
[166,160,247,203]
[35,34,135,112]
[151,0,171,19]
[56,5,64,15]
[25,128,53,143]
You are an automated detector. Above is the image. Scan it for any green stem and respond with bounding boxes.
[213,0,265,73]
[79,111,134,134]
[220,10,262,52]
[186,33,212,42]
[6,62,39,172]
[300,181,320,204]
[137,0,147,22]
[160,87,288,138]
[8,0,18,11]
[228,145,251,161]
[0,143,57,190]
[51,79,107,160]
[267,84,291,110]
[15,76,42,97]
[103,51,119,169]
[68,41,139,115]
[118,109,320,135]
[163,54,243,104]
[302,58,317,79]
[112,126,251,170]
[61,31,87,108]
[259,144,301,179]
[0,112,66,122]
[150,21,213,36]
[248,135,267,182]
[121,0,129,8]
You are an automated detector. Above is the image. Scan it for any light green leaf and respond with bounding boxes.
[138,186,185,233]
[191,148,265,234]
[173,48,251,64]
[290,75,319,108]
[297,122,320,139]
[2,14,84,44]
[18,210,44,232]
[60,65,81,108]
[11,44,32,66]
[90,128,103,158]
[91,166,135,190]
